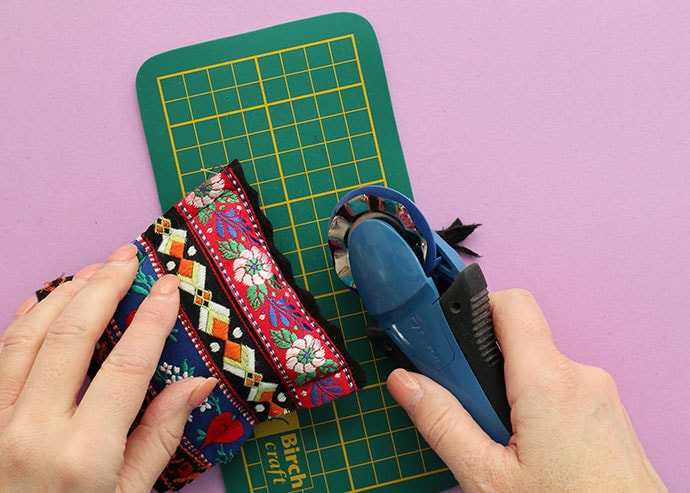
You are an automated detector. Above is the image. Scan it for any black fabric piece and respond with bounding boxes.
[437,218,482,257]
[36,275,73,301]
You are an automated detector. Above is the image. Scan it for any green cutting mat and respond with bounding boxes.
[136,13,457,493]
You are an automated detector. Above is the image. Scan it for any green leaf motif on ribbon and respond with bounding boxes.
[271,327,298,349]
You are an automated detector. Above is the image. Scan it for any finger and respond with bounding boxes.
[489,289,561,399]
[17,244,139,412]
[0,263,103,409]
[387,369,514,488]
[77,275,180,435]
[118,377,217,491]
[0,293,39,358]
[14,296,38,318]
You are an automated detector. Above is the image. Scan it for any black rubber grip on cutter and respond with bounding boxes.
[439,263,512,433]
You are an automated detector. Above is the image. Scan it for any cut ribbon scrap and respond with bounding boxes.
[37,161,365,491]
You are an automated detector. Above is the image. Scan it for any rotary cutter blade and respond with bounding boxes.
[327,186,436,289]
[327,185,513,444]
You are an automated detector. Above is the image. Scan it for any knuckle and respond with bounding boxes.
[116,421,183,489]
[118,463,150,493]
[149,420,184,458]
[99,258,138,281]
[44,279,82,298]
[100,347,155,378]
[546,359,621,409]
[594,366,616,387]
[459,444,498,487]
[534,354,584,398]
[131,304,174,332]
[48,313,89,337]
[582,364,619,396]
[39,278,87,305]
[505,288,537,304]
[0,376,24,403]
[2,321,41,351]
[491,288,539,319]
[53,449,83,478]
[419,405,457,451]
[53,443,102,487]
[1,427,30,464]
[87,271,132,299]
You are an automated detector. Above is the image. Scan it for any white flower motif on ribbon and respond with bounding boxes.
[158,361,190,385]
[198,399,212,413]
[233,246,274,286]
[185,173,225,208]
[285,334,326,374]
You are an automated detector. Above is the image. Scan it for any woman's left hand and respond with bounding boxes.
[0,244,216,492]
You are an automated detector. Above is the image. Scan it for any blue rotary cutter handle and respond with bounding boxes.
[328,186,512,444]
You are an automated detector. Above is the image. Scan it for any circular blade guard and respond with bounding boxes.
[327,186,437,290]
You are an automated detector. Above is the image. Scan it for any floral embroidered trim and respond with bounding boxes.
[185,172,225,208]
[233,246,274,287]
[178,163,361,408]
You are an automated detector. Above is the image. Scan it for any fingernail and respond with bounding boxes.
[107,244,138,263]
[73,263,104,280]
[14,296,38,318]
[150,275,180,296]
[397,369,421,392]
[392,369,423,415]
[187,377,218,411]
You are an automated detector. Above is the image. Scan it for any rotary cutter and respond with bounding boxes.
[327,186,512,444]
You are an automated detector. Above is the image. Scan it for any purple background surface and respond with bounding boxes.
[1,2,688,491]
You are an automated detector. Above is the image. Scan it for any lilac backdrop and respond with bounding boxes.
[1,2,688,491]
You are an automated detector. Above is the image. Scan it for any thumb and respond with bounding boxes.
[118,376,217,491]
[387,369,514,488]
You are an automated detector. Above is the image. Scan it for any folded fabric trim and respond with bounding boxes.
[38,161,364,491]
